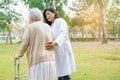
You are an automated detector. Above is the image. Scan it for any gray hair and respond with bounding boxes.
[29,8,43,21]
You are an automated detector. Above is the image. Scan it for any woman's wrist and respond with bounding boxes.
[53,41,58,47]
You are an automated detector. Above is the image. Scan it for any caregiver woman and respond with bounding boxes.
[43,7,76,80]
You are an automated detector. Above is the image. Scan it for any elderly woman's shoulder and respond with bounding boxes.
[42,22,51,28]
[27,23,35,28]
[27,22,51,29]
[42,22,49,26]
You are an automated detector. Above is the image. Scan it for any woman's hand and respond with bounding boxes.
[46,41,57,51]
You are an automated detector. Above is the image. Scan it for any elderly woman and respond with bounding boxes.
[15,8,56,80]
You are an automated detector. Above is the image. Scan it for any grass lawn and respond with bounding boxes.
[0,42,120,80]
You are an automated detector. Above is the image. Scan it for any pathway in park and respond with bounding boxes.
[72,41,120,49]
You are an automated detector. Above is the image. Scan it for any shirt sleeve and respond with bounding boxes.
[17,27,30,57]
[54,19,68,47]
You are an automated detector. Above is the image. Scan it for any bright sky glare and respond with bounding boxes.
[9,0,29,20]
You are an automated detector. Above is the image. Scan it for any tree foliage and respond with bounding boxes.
[105,0,120,40]
[23,0,67,17]
[0,0,21,30]
[69,0,120,41]
[70,0,99,27]
[22,0,71,24]
[0,0,22,43]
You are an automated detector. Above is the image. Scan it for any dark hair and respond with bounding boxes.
[43,7,59,26]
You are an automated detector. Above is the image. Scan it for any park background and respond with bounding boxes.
[0,0,120,80]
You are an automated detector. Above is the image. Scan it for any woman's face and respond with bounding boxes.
[45,10,55,22]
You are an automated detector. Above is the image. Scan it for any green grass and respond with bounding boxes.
[0,42,120,80]
[0,43,27,80]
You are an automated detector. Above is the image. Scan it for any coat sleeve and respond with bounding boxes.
[17,27,30,57]
[54,19,68,47]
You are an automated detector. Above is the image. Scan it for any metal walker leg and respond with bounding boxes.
[14,58,20,80]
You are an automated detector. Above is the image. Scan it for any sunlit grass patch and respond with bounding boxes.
[0,42,120,80]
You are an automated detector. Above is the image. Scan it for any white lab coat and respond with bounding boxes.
[51,18,76,77]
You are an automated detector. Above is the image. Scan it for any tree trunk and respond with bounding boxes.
[6,34,9,44]
[98,17,101,41]
[6,29,12,44]
[6,23,13,44]
[81,26,84,40]
[9,30,12,44]
[98,0,107,43]
[113,22,117,40]
[50,0,55,8]
[118,23,120,40]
